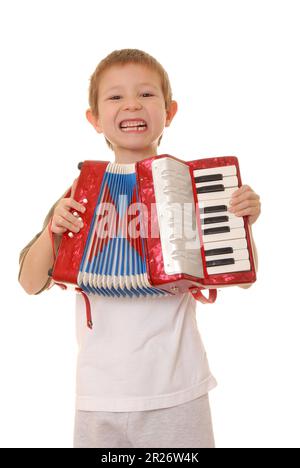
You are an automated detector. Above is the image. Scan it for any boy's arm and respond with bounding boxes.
[18,225,60,295]
[18,178,78,295]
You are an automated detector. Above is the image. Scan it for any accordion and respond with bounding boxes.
[49,154,256,327]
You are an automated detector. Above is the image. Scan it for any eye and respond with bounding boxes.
[109,93,154,100]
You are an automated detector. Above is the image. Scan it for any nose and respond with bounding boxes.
[122,97,142,111]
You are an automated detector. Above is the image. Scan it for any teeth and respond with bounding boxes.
[121,126,147,132]
[120,120,147,128]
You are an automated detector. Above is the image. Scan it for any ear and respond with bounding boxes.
[165,100,178,127]
[86,109,102,134]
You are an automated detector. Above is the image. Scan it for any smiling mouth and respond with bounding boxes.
[119,120,148,133]
[120,125,148,133]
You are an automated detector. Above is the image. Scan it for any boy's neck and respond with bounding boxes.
[113,146,158,164]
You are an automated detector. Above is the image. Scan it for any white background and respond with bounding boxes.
[0,0,299,448]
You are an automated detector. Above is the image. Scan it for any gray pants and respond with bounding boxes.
[73,394,215,448]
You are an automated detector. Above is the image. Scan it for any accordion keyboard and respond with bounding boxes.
[193,165,251,275]
[152,157,251,278]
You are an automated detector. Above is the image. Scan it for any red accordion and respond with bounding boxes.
[49,154,256,327]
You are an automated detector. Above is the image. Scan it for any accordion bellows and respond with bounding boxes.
[78,162,167,298]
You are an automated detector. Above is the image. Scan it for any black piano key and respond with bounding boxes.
[206,258,235,268]
[197,184,224,194]
[203,226,230,236]
[200,205,228,214]
[202,215,229,225]
[194,174,223,183]
[205,247,234,257]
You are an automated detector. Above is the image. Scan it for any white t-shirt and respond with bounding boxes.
[75,291,217,412]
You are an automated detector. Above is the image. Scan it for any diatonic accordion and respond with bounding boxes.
[50,154,256,301]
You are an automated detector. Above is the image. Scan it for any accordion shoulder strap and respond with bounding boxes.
[189,287,217,304]
[75,288,93,329]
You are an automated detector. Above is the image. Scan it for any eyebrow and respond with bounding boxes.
[103,82,160,94]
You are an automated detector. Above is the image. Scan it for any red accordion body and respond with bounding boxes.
[51,154,256,300]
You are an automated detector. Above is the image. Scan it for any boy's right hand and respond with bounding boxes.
[51,178,86,236]
[51,198,86,236]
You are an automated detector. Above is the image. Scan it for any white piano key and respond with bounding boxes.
[204,238,247,251]
[196,176,238,189]
[193,165,237,178]
[202,227,246,243]
[207,259,251,275]
[206,249,249,262]
[197,187,237,201]
[202,217,244,229]
[198,197,231,209]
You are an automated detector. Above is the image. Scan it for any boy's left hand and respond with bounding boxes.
[228,185,261,225]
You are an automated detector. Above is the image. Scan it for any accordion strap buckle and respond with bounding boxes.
[75,288,93,329]
[189,287,217,304]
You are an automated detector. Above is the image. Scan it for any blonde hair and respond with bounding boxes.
[88,48,173,150]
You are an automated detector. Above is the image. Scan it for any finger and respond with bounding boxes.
[231,185,252,198]
[60,208,84,228]
[70,177,79,199]
[65,198,86,214]
[232,207,258,217]
[54,204,83,227]
[229,200,259,212]
[230,192,259,206]
[231,190,258,202]
[54,214,82,233]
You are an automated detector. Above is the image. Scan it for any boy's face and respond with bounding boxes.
[86,63,177,161]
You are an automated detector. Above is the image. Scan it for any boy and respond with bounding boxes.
[19,49,260,448]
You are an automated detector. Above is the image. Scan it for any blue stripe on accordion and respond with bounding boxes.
[82,238,146,276]
[77,166,168,298]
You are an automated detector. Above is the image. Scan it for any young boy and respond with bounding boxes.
[18,49,261,448]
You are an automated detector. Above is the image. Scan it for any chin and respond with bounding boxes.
[118,140,151,150]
